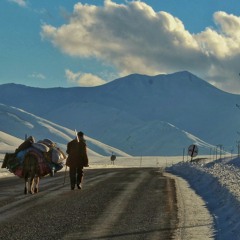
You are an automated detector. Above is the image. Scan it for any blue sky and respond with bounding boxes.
[1,0,240,93]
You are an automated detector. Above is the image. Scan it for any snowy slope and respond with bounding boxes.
[0,104,131,157]
[0,102,214,155]
[99,72,240,148]
[0,131,22,153]
[1,71,239,155]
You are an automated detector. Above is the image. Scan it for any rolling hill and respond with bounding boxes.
[0,104,131,157]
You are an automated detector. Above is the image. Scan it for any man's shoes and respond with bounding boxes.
[71,184,82,190]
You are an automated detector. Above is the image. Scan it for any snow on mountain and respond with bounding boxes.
[0,104,131,157]
[0,101,214,156]
[0,131,22,152]
[102,72,240,147]
[1,71,238,155]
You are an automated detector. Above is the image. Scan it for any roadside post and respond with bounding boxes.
[110,153,116,165]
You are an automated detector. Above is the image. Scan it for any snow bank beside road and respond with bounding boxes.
[167,157,240,240]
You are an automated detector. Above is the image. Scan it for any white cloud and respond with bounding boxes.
[41,0,240,93]
[65,69,107,87]
[28,73,46,80]
[8,0,27,7]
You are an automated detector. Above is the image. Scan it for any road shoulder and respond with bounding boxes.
[164,172,215,240]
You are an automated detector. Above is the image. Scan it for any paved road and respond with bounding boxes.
[0,168,178,240]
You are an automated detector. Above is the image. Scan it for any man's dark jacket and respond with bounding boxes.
[66,138,88,168]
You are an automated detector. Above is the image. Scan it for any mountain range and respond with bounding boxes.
[1,71,239,156]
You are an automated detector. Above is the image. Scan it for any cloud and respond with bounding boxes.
[28,73,46,80]
[41,0,240,93]
[8,0,27,7]
[65,69,107,87]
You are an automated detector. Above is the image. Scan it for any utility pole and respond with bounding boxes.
[217,144,223,159]
[215,145,223,160]
[237,141,240,158]
[235,103,240,158]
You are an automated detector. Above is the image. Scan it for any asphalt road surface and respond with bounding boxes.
[0,168,178,240]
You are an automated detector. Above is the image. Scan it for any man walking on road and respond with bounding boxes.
[66,131,89,190]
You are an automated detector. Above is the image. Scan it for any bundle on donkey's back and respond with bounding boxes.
[1,136,66,194]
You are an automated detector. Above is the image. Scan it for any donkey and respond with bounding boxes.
[23,152,40,194]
